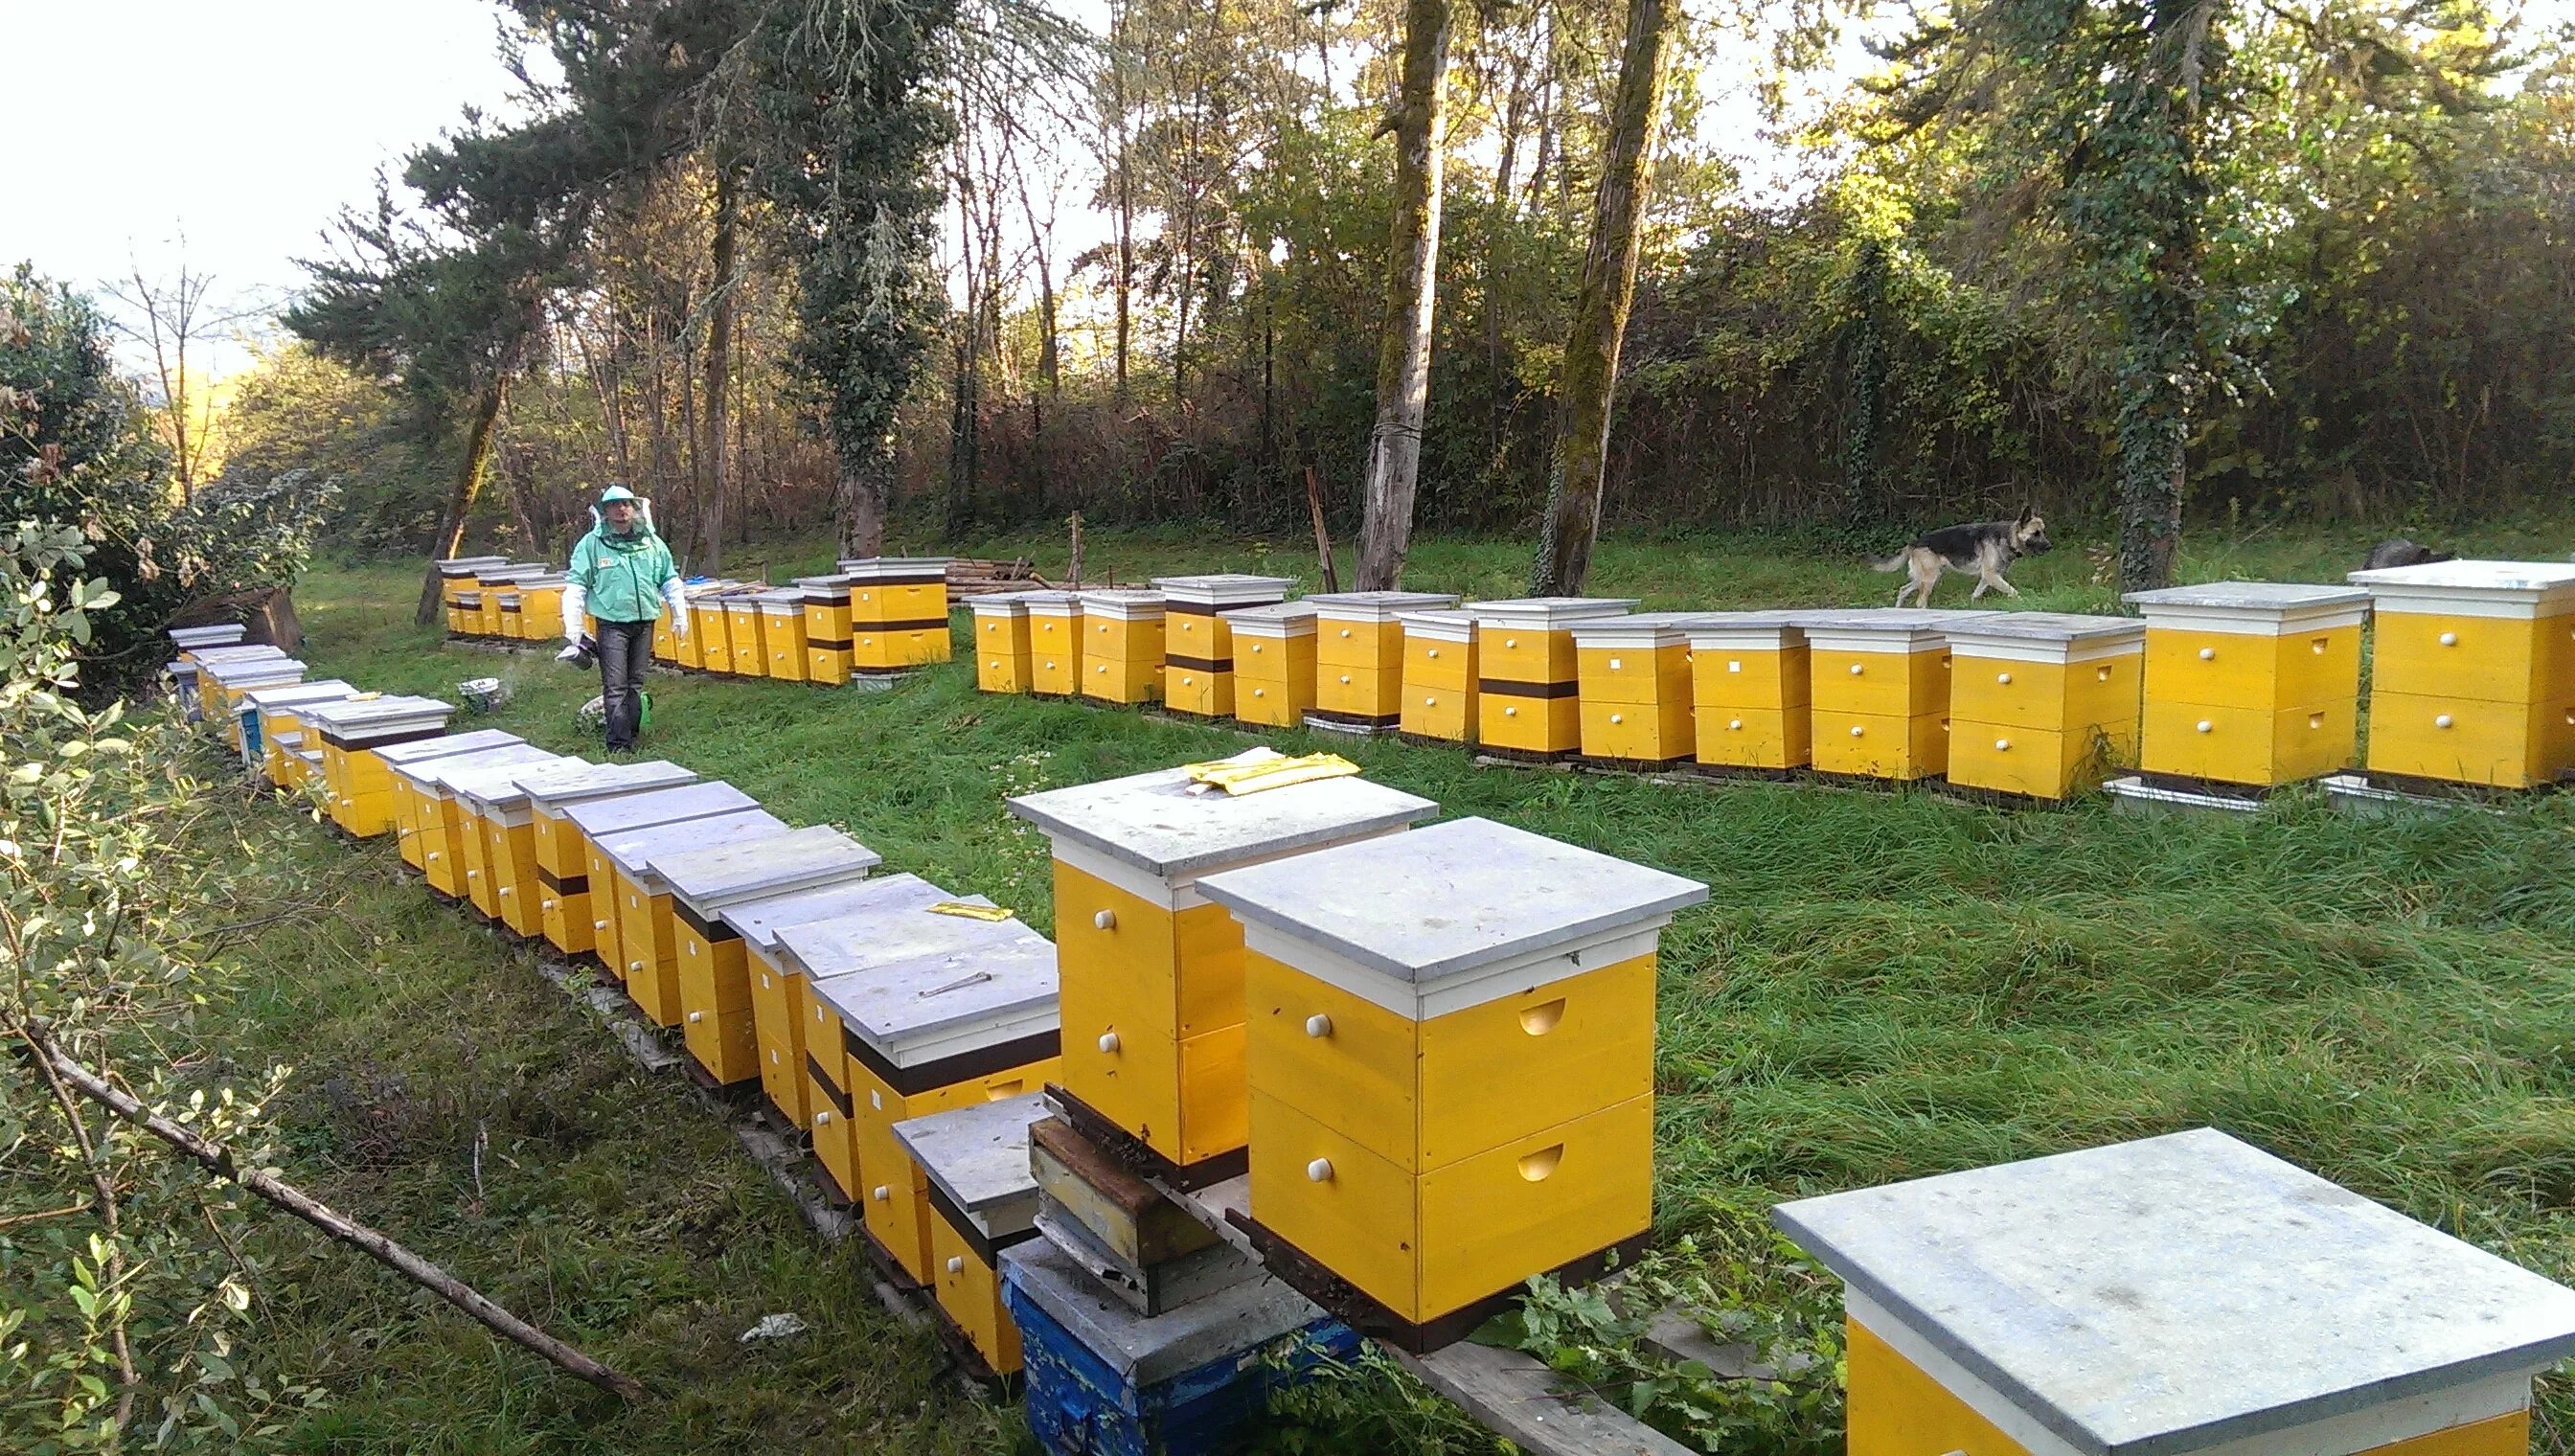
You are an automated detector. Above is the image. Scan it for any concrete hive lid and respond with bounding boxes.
[1195,815,1707,986]
[1799,607,1997,650]
[891,1090,1049,1224]
[1681,610,1821,648]
[650,824,881,913]
[2346,558,2575,593]
[968,593,1037,615]
[1076,588,1165,618]
[1005,764,1438,882]
[301,696,456,737]
[837,556,951,579]
[595,809,788,885]
[239,679,357,709]
[1021,591,1082,613]
[1151,574,1298,607]
[169,624,249,647]
[434,555,509,575]
[1231,601,1318,633]
[2123,581,2370,612]
[1306,591,1462,622]
[403,744,558,796]
[182,645,290,665]
[1461,596,1641,626]
[1770,1127,2575,1456]
[719,872,961,952]
[821,932,1058,1066]
[514,759,695,809]
[370,728,521,766]
[1567,610,1704,648]
[772,898,1024,982]
[198,657,307,685]
[443,751,575,812]
[1939,612,2145,645]
[558,781,759,840]
[998,1237,1326,1386]
[1397,607,1476,640]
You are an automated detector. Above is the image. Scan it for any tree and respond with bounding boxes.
[1353,0,1455,590]
[1527,0,1678,596]
[103,251,239,503]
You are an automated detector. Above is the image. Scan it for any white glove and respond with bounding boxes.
[560,583,587,645]
[664,580,691,638]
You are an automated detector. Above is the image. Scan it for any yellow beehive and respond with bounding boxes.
[1943,614,2145,801]
[516,760,702,956]
[775,892,1039,1236]
[1803,609,1994,781]
[969,592,1037,694]
[650,827,881,1087]
[691,583,741,672]
[475,565,547,636]
[1571,613,1701,767]
[651,593,682,664]
[1231,601,1319,729]
[198,654,306,753]
[436,556,508,634]
[1007,764,1438,1182]
[1306,592,1461,735]
[451,589,485,639]
[1395,609,1477,744]
[2117,582,2369,792]
[1079,590,1168,705]
[1027,592,1085,695]
[449,755,580,937]
[239,680,357,787]
[301,696,459,837]
[369,727,522,870]
[558,781,760,981]
[724,593,767,676]
[796,575,855,685]
[892,1091,1050,1376]
[170,643,279,733]
[1198,816,1706,1348]
[1685,612,1814,772]
[843,557,954,676]
[756,590,809,682]
[1465,598,1638,758]
[1153,575,1297,718]
[514,575,568,644]
[595,808,789,1027]
[1774,1128,2575,1456]
[385,740,550,901]
[496,590,527,642]
[2347,560,2575,790]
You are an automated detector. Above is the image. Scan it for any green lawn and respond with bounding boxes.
[206,519,2575,1453]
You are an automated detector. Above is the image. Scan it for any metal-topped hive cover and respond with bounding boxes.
[650,824,881,913]
[596,808,787,883]
[372,728,522,767]
[1000,1236,1324,1387]
[1566,611,1708,644]
[1150,574,1297,607]
[301,696,455,734]
[558,781,758,840]
[198,656,306,684]
[1794,607,1997,632]
[239,679,357,710]
[2346,559,2575,594]
[773,896,1027,982]
[2123,582,2370,612]
[819,932,1058,1063]
[1232,601,1319,632]
[405,744,558,795]
[1195,816,1706,986]
[1075,588,1165,615]
[891,1090,1049,1219]
[514,759,695,808]
[720,872,962,952]
[1770,1127,2575,1456]
[435,555,510,576]
[443,752,575,812]
[837,556,951,577]
[169,624,249,648]
[1006,765,1437,882]
[1306,591,1462,617]
[180,645,290,666]
[967,592,1038,614]
[1939,612,2145,645]
[1461,596,1640,625]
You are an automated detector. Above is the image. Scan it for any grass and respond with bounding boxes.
[200,517,2575,1452]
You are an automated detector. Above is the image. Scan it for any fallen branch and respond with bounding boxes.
[19,1021,649,1404]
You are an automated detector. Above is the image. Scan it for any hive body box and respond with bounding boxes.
[774,897,1031,1223]
[239,680,356,785]
[515,761,700,954]
[374,730,526,875]
[1944,613,2145,801]
[560,782,759,982]
[751,590,808,681]
[1028,593,1086,696]
[1305,592,1460,734]
[2118,582,2369,791]
[892,1092,1049,1376]
[1197,816,1707,1349]
[1153,576,1297,718]
[713,592,761,676]
[649,827,882,1086]
[695,584,751,672]
[168,644,285,725]
[449,589,484,640]
[1080,591,1168,705]
[797,575,856,684]
[1008,767,1440,1183]
[843,557,954,675]
[474,565,549,638]
[302,696,458,836]
[2347,561,2575,789]
[970,592,1038,694]
[1572,612,1703,767]
[199,656,306,750]
[1803,610,1994,781]
[448,756,581,936]
[437,557,508,630]
[395,744,556,904]
[1773,1129,2575,1456]
[1395,609,1478,744]
[1685,612,1814,771]
[512,575,569,643]
[595,808,790,1027]
[1465,598,1639,758]
[1230,602,1318,729]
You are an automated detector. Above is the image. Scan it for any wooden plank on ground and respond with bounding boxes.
[1396,1340,1698,1456]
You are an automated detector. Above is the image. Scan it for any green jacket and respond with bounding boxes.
[567,524,679,623]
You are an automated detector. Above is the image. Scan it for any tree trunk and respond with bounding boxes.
[2110,0,2209,594]
[698,171,737,575]
[839,451,890,557]
[416,374,509,626]
[1354,0,1455,591]
[1109,0,1135,403]
[1528,0,1673,596]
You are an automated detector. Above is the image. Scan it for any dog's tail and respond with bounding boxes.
[1867,551,1906,573]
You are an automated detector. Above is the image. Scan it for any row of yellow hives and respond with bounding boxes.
[972,563,2575,799]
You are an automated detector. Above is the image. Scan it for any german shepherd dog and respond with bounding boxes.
[1870,509,2052,607]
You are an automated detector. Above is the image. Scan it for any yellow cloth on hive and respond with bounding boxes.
[1180,747,1360,796]
[928,901,1014,921]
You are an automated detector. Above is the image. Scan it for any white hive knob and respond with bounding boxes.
[1253,688,1266,697]
[1610,714,1625,725]
[1044,662,1055,671]
[467,870,479,881]
[1996,671,2012,685]
[990,661,1000,671]
[427,853,441,862]
[1994,739,2011,751]
[1505,706,1519,717]
[1306,1158,1333,1183]
[1729,718,1743,731]
[541,898,556,911]
[628,961,643,974]
[1426,648,1439,658]
[814,1111,831,1126]
[1305,1013,1333,1038]
[1094,909,1115,930]
[594,919,611,930]
[2199,647,2216,661]
[1608,657,1624,671]
[687,1012,702,1024]
[1097,1032,1121,1054]
[2197,719,2214,733]
[2439,631,2458,647]
[1338,673,1352,684]
[1097,665,1107,673]
[1505,638,1518,648]
[1849,663,1864,675]
[1251,643,1264,652]
[1181,677,1193,687]
[1850,725,1865,738]
[1425,696,1437,706]
[872,1185,890,1202]
[2435,714,2454,729]
[946,1257,965,1276]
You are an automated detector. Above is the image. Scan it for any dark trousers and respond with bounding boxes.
[598,618,654,749]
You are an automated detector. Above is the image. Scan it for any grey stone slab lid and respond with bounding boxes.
[198,657,307,684]
[1938,612,2145,645]
[2122,582,2369,611]
[720,873,957,952]
[443,752,575,809]
[1306,591,1462,623]
[1230,601,1318,631]
[558,782,758,840]
[650,825,882,911]
[1195,816,1707,984]
[1151,574,1298,607]
[999,1236,1326,1386]
[1770,1127,2575,1456]
[1462,596,1641,626]
[1012,590,1082,607]
[1006,765,1438,880]
[181,645,289,665]
[596,809,788,880]
[892,1091,1048,1216]
[372,728,522,766]
[301,697,456,737]
[2347,559,2575,593]
[409,745,560,795]
[239,680,356,709]
[818,932,1058,1057]
[514,759,695,808]
[169,624,249,647]
[773,897,1021,981]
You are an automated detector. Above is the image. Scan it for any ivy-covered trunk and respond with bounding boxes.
[416,374,506,626]
[1354,0,1453,591]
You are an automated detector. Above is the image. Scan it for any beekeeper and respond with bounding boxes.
[558,484,687,751]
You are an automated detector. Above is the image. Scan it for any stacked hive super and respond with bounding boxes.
[435,556,507,636]
[1397,608,1478,744]
[650,827,882,1089]
[796,574,855,683]
[164,623,249,721]
[1571,611,1703,768]
[1943,613,2145,802]
[1079,590,1166,705]
[1154,575,1296,718]
[198,653,307,753]
[971,591,1039,694]
[1027,592,1085,696]
[300,696,460,837]
[1686,611,1815,775]
[2346,560,2575,794]
[1306,592,1460,735]
[841,557,954,680]
[1465,598,1637,760]
[1230,601,1318,729]
[2108,582,2368,809]
[383,737,549,899]
[237,680,357,783]
[518,761,699,955]
[1803,609,1994,782]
